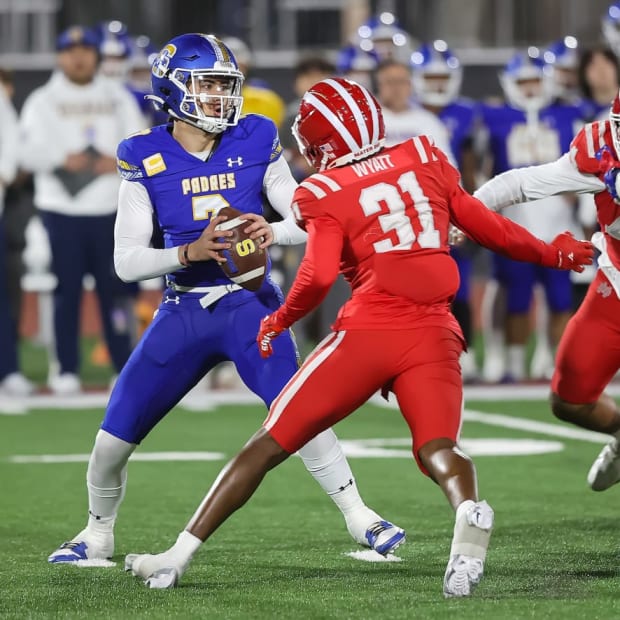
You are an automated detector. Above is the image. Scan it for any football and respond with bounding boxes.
[215,206,267,292]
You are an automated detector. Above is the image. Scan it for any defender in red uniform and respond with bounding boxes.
[472,90,620,495]
[124,79,593,597]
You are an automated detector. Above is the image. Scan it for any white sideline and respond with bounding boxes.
[3,382,620,414]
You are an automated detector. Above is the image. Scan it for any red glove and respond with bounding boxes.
[257,312,288,359]
[548,231,594,273]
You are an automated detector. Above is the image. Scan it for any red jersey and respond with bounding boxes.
[569,120,620,270]
[280,136,559,332]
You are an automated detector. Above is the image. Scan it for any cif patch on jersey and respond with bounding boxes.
[143,153,167,176]
[115,116,283,290]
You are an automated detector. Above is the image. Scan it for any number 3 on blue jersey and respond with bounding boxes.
[192,194,230,220]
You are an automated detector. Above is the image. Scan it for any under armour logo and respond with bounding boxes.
[164,295,180,304]
[227,156,243,167]
[597,281,612,298]
[568,252,574,262]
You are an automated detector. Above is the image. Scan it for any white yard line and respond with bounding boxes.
[463,409,608,444]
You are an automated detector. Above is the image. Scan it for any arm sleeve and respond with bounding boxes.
[450,184,559,267]
[473,153,605,211]
[263,157,307,245]
[113,180,183,282]
[276,215,343,327]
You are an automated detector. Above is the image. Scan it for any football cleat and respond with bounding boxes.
[587,438,620,491]
[125,552,186,589]
[443,555,485,598]
[48,535,113,564]
[364,520,406,556]
[443,500,494,598]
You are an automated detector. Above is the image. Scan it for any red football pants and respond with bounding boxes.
[552,270,620,403]
[263,326,464,473]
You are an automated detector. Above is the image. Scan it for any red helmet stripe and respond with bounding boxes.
[324,78,370,146]
[360,85,380,144]
[303,91,361,152]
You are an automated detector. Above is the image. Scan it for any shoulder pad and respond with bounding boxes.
[116,131,150,181]
[236,115,283,163]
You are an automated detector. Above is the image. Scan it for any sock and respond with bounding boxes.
[84,429,135,536]
[298,428,368,518]
[167,530,202,567]
[450,499,493,559]
[506,345,526,381]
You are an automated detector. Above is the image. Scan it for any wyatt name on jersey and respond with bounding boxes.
[350,154,396,177]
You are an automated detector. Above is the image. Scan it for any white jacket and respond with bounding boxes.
[19,71,146,216]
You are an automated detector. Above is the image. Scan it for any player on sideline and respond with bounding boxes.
[48,34,405,565]
[124,78,593,596]
[471,89,620,493]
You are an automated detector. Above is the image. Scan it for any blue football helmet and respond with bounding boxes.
[603,2,620,55]
[97,20,132,81]
[128,35,158,91]
[355,12,414,63]
[150,33,244,134]
[410,41,462,107]
[542,36,580,101]
[499,51,553,112]
[336,45,378,90]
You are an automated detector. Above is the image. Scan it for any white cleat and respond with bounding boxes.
[443,500,494,598]
[346,509,406,556]
[48,373,82,396]
[0,372,35,397]
[587,438,620,491]
[443,555,484,597]
[48,532,114,564]
[125,552,185,589]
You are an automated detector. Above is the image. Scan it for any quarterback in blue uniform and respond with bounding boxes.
[48,34,404,565]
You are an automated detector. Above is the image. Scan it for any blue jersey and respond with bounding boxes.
[105,114,297,444]
[117,115,283,290]
[480,102,583,175]
[439,99,477,170]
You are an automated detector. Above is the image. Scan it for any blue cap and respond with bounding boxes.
[56,26,100,51]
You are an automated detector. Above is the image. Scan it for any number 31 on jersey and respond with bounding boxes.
[360,170,440,253]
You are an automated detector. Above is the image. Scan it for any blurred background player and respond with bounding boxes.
[336,44,377,91]
[18,25,146,394]
[478,51,584,382]
[374,58,455,159]
[543,36,583,106]
[0,71,32,397]
[355,11,415,64]
[411,40,481,381]
[126,34,168,126]
[97,19,131,83]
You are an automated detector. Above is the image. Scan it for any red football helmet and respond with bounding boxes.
[292,77,385,171]
[611,88,620,158]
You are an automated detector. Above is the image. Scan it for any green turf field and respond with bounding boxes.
[1,398,619,619]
